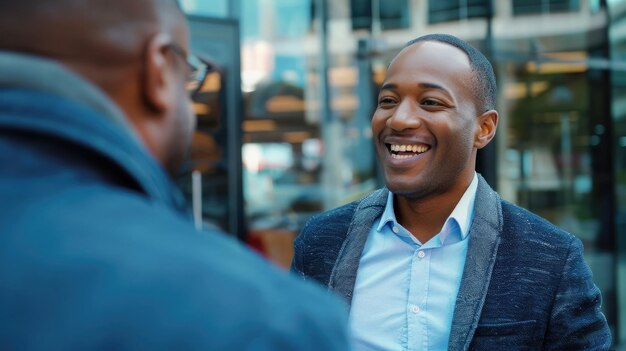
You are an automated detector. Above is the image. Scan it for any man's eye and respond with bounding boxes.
[421,99,441,106]
[378,98,396,106]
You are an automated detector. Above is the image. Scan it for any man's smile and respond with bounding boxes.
[385,143,431,160]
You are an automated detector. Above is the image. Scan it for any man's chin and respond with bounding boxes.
[387,183,419,197]
[166,142,194,177]
[385,174,421,193]
[386,179,436,200]
[168,153,191,178]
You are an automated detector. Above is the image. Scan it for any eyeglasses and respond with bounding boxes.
[167,43,217,99]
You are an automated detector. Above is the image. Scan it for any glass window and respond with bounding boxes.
[512,0,580,15]
[177,68,227,230]
[180,0,229,18]
[351,0,372,29]
[550,0,580,12]
[609,0,626,344]
[274,0,312,39]
[428,0,490,24]
[176,17,244,236]
[512,0,545,14]
[497,46,617,339]
[351,0,409,30]
[240,0,380,268]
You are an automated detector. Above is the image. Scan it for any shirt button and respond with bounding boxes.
[417,250,426,259]
[392,226,399,233]
[410,305,420,314]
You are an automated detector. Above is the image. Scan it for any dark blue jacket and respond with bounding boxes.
[292,176,611,350]
[0,60,349,350]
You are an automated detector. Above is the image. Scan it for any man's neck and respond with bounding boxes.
[394,178,473,244]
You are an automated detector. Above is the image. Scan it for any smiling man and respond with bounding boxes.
[291,34,611,350]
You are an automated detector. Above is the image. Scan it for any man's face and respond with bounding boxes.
[164,18,197,175]
[371,41,481,199]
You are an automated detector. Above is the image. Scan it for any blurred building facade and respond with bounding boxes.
[180,0,626,346]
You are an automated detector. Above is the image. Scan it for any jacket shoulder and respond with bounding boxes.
[475,199,611,349]
[500,199,577,247]
[298,200,360,240]
[482,199,581,321]
[1,185,351,350]
[292,189,387,286]
[296,188,386,242]
[292,200,360,281]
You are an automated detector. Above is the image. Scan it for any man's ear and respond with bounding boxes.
[474,110,498,149]
[142,33,174,113]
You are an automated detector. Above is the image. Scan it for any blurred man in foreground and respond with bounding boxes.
[0,0,349,349]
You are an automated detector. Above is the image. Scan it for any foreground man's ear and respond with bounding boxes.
[142,32,175,113]
[474,110,498,149]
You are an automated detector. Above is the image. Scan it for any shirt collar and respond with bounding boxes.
[447,172,479,240]
[377,191,399,232]
[377,173,479,244]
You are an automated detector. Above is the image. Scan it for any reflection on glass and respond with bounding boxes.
[512,0,580,15]
[242,69,324,268]
[240,1,380,268]
[428,0,490,23]
[179,0,229,18]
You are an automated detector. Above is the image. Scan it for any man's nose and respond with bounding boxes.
[386,100,422,132]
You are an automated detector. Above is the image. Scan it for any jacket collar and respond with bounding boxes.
[0,51,139,142]
[329,176,502,351]
[448,175,502,351]
[0,51,188,214]
[328,187,388,305]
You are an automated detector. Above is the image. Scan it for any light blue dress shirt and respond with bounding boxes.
[349,173,479,351]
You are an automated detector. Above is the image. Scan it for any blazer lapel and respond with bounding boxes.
[448,175,503,351]
[328,188,388,308]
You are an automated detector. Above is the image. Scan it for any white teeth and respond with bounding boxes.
[389,144,429,154]
[391,154,414,159]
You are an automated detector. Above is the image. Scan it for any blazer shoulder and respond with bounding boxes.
[296,199,360,247]
[496,201,611,350]
[500,199,577,248]
[292,189,387,285]
[297,188,387,242]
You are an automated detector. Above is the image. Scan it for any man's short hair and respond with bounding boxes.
[406,34,497,113]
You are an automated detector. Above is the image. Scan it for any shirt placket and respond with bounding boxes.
[406,246,430,351]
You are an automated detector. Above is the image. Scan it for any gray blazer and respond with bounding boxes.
[292,175,611,350]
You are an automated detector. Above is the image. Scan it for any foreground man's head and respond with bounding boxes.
[0,0,196,174]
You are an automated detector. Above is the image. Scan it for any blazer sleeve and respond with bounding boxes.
[543,237,612,350]
[290,234,306,279]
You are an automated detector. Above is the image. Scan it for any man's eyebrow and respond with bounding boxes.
[418,82,451,95]
[380,83,397,91]
[380,82,452,96]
